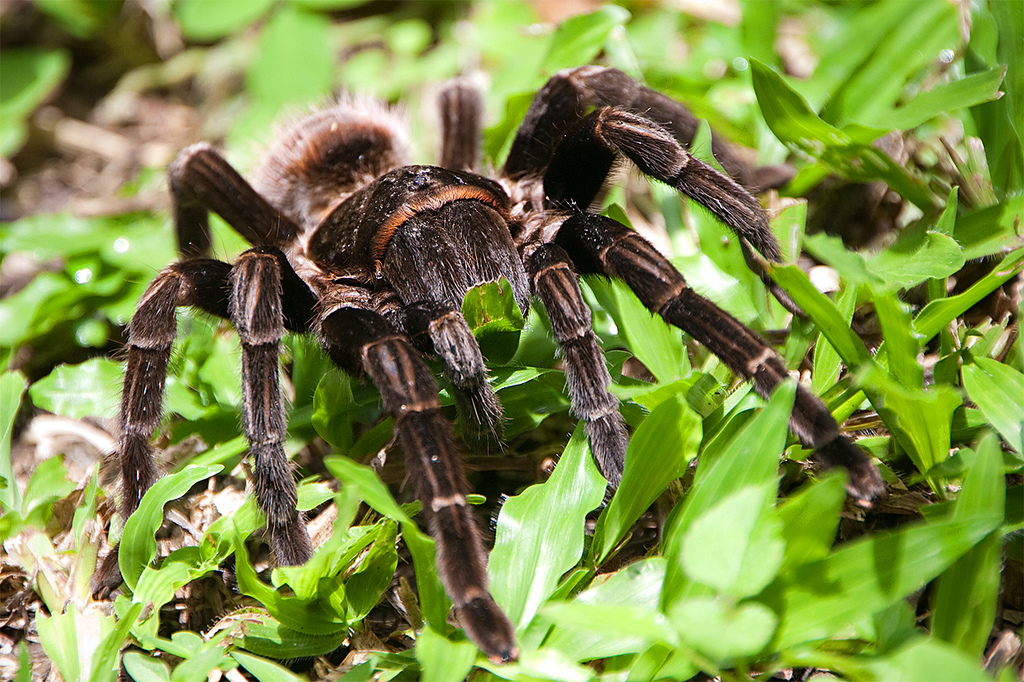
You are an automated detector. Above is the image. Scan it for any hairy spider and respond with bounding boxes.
[100,66,883,663]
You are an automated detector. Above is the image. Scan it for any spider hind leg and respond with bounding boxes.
[556,213,885,504]
[543,106,803,315]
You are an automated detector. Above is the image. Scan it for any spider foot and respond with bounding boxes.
[814,435,886,507]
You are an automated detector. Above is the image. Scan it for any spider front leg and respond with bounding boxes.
[555,213,885,504]
[319,304,518,663]
[397,301,504,450]
[541,107,802,315]
[527,243,627,485]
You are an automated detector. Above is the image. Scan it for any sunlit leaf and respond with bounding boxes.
[961,358,1024,454]
[489,425,606,628]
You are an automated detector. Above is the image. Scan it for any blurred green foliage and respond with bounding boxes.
[1,1,1021,680]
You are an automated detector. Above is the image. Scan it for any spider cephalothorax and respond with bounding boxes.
[101,66,884,663]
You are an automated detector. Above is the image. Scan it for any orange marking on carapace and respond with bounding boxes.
[369,185,508,263]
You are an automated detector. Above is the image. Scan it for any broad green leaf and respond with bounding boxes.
[231,651,306,682]
[312,371,355,451]
[768,513,1000,649]
[323,457,414,525]
[872,66,1007,131]
[681,482,785,599]
[232,611,347,659]
[962,357,1024,454]
[803,229,965,294]
[543,558,668,661]
[864,635,992,682]
[462,278,526,363]
[479,647,595,682]
[0,48,71,156]
[542,6,631,74]
[231,527,348,636]
[21,456,76,525]
[168,645,232,682]
[489,425,606,628]
[542,602,675,651]
[593,396,699,563]
[28,357,120,419]
[669,597,777,665]
[248,5,333,110]
[343,520,399,620]
[123,652,170,682]
[0,372,25,512]
[414,627,479,682]
[119,465,222,591]
[173,0,275,41]
[864,231,965,292]
[132,548,210,639]
[324,456,450,632]
[932,433,1005,657]
[857,363,961,483]
[776,474,846,572]
[662,381,795,608]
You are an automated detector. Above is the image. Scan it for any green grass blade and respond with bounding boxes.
[961,357,1024,455]
[662,381,795,608]
[913,248,1024,344]
[872,66,1006,131]
[489,424,606,629]
[811,285,857,395]
[593,396,699,563]
[0,372,25,513]
[414,627,479,682]
[769,513,1000,649]
[769,264,872,368]
[119,464,222,591]
[932,432,1005,657]
[871,289,923,388]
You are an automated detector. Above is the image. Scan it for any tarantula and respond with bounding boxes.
[101,66,883,663]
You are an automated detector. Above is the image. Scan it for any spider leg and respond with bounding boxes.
[398,301,504,450]
[230,248,314,565]
[320,304,518,663]
[527,244,627,485]
[169,143,301,256]
[504,65,791,191]
[543,107,802,315]
[437,79,483,172]
[93,248,317,597]
[555,213,885,504]
[93,257,228,596]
